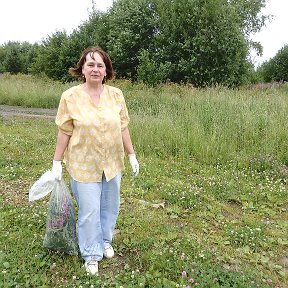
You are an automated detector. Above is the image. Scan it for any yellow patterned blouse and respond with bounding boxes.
[55,84,130,182]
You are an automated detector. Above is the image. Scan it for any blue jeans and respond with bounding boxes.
[70,172,121,262]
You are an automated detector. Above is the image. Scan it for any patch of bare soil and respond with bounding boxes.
[0,178,31,205]
[0,105,57,119]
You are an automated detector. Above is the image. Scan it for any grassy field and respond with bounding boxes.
[0,74,287,287]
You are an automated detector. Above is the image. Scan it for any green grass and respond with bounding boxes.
[0,75,287,287]
[0,73,73,108]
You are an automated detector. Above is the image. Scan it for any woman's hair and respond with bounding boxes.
[69,47,115,83]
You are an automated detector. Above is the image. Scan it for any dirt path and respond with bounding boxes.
[0,104,57,119]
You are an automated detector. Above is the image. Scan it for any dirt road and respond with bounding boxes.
[0,105,57,119]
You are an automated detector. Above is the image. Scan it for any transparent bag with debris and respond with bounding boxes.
[28,171,56,202]
[43,179,78,255]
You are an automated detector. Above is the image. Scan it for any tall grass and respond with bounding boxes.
[0,73,74,108]
[128,84,288,167]
[1,74,288,167]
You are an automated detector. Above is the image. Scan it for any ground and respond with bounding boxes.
[0,104,56,118]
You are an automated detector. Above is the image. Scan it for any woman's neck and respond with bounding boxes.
[84,82,104,93]
[82,83,104,106]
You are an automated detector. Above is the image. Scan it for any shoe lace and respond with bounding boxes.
[104,245,112,250]
[87,260,98,266]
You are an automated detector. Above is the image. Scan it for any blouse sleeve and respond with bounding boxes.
[118,90,130,130]
[55,95,73,136]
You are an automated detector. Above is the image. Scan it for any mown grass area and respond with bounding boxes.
[0,75,288,287]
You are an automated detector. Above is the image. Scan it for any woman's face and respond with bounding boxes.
[82,52,107,84]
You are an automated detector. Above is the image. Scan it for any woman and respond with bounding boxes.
[51,47,139,275]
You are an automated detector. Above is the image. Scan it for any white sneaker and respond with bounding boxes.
[103,244,115,258]
[84,260,98,275]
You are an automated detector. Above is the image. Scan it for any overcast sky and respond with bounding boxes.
[250,0,288,66]
[0,0,112,44]
[0,0,287,66]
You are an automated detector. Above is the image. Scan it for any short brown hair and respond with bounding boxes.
[69,47,115,83]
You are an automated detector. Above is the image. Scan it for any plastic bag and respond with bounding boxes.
[28,171,56,201]
[43,179,78,255]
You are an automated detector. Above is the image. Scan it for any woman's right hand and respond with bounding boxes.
[51,160,62,180]
[128,154,139,177]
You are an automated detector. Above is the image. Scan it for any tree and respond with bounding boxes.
[229,0,267,35]
[137,49,171,85]
[30,31,69,81]
[273,45,288,81]
[0,46,5,73]
[139,0,251,86]
[106,0,156,79]
[20,42,40,74]
[0,41,38,74]
[100,0,267,86]
[4,46,22,74]
[229,0,269,61]
[258,45,288,82]
[29,10,110,82]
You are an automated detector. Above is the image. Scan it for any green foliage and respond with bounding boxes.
[29,11,110,83]
[77,11,110,51]
[57,11,111,82]
[258,45,288,82]
[246,66,264,84]
[29,31,70,81]
[98,0,259,86]
[137,49,171,85]
[229,0,267,35]
[0,47,5,72]
[0,41,39,74]
[3,45,22,74]
[106,0,156,80]
[150,0,250,86]
[273,45,288,81]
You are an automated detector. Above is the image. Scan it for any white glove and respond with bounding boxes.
[51,160,62,181]
[128,154,139,177]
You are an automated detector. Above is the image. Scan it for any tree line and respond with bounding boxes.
[0,0,286,87]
